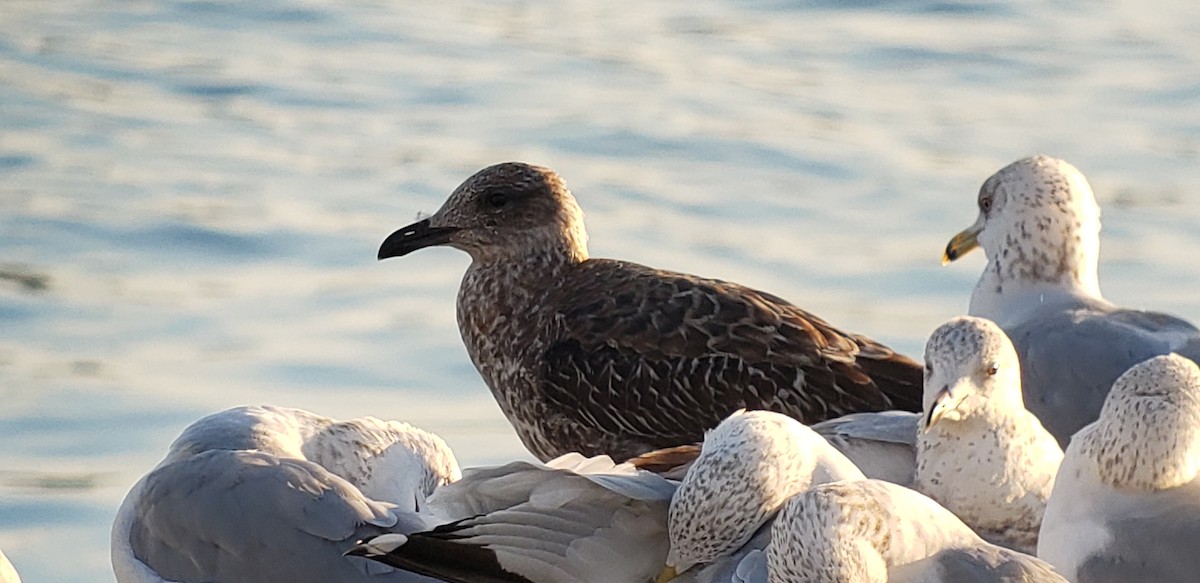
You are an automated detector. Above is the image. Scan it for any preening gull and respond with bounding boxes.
[915,316,1062,554]
[1038,353,1200,582]
[348,453,678,583]
[378,162,923,462]
[943,155,1200,444]
[769,479,1066,583]
[0,549,20,583]
[112,405,459,583]
[662,410,865,581]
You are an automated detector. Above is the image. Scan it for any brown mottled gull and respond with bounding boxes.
[1038,354,1200,583]
[379,162,923,461]
[769,479,1067,583]
[943,155,1200,445]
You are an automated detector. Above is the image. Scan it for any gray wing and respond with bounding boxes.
[1007,302,1200,445]
[351,460,676,583]
[923,546,1067,583]
[129,449,436,583]
[681,522,771,583]
[811,411,918,486]
[1072,495,1200,583]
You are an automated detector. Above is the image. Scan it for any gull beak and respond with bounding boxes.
[942,223,982,265]
[655,565,678,583]
[378,219,459,260]
[923,387,955,432]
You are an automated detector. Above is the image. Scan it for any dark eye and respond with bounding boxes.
[986,364,998,376]
[980,196,992,213]
[486,192,508,208]
[924,361,933,377]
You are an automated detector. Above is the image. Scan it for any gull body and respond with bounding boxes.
[117,405,681,583]
[1039,354,1200,583]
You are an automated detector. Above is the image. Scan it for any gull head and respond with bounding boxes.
[921,316,1024,432]
[301,417,461,510]
[1079,353,1200,491]
[943,155,1102,303]
[378,162,589,264]
[663,410,863,577]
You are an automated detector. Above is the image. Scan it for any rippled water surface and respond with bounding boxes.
[2,0,1199,580]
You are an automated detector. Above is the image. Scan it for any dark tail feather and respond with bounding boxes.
[348,524,532,583]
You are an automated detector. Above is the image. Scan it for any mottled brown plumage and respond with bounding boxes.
[379,162,923,461]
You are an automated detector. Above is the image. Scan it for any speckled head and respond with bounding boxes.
[921,316,1024,431]
[1080,353,1200,490]
[378,162,589,264]
[944,155,1102,300]
[665,410,863,575]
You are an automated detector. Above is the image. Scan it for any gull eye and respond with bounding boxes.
[924,361,933,378]
[986,363,998,376]
[980,196,992,213]
[486,192,509,208]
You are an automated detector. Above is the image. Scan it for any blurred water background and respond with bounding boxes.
[1,0,1199,580]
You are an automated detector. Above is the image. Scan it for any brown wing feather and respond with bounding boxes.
[540,259,923,452]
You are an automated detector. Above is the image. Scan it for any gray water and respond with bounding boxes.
[2,1,1199,580]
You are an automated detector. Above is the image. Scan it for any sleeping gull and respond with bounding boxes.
[1038,353,1200,582]
[943,155,1200,444]
[348,454,678,583]
[378,162,923,461]
[117,405,682,583]
[914,316,1063,553]
[661,410,865,581]
[112,405,459,583]
[769,479,1067,582]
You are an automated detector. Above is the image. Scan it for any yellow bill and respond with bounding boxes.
[942,224,982,265]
